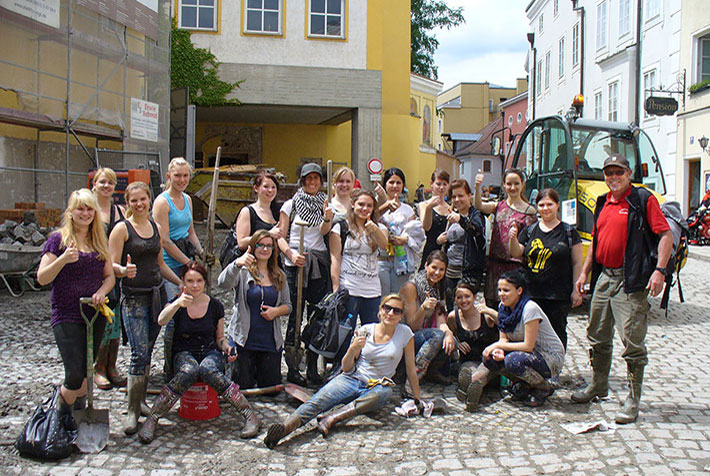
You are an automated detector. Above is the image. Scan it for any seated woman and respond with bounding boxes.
[264,294,421,448]
[138,262,262,443]
[475,269,565,408]
[217,230,291,390]
[400,250,455,387]
[446,283,498,411]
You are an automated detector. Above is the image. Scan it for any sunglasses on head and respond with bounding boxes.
[382,304,404,315]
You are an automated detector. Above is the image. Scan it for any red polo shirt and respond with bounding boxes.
[594,187,670,268]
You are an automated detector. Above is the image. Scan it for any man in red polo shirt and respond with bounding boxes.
[571,153,672,424]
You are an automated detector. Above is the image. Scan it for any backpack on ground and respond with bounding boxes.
[302,287,350,360]
[659,201,689,315]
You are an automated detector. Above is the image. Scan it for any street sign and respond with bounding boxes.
[367,158,384,175]
[645,96,678,116]
[370,173,382,182]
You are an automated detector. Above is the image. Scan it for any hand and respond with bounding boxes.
[124,254,137,279]
[571,289,583,308]
[176,291,193,308]
[476,301,492,316]
[291,252,306,267]
[61,246,79,264]
[204,252,216,267]
[421,293,438,312]
[268,226,282,240]
[491,348,505,361]
[427,195,442,209]
[323,200,334,223]
[509,223,519,242]
[236,246,256,268]
[647,270,666,297]
[224,345,237,363]
[475,170,484,189]
[447,212,461,224]
[574,274,588,296]
[436,232,447,245]
[386,199,401,213]
[374,182,387,201]
[442,333,456,355]
[349,333,367,353]
[91,291,106,307]
[482,343,496,359]
[364,220,379,235]
[260,304,279,321]
[391,235,408,246]
[457,341,471,355]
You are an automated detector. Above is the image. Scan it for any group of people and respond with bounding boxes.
[39,152,672,449]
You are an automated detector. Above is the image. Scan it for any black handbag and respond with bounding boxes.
[15,386,77,460]
[219,228,244,267]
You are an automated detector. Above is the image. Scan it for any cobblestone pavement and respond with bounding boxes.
[1,240,709,475]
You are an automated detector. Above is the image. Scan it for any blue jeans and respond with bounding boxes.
[483,350,551,381]
[414,327,444,368]
[163,265,184,376]
[295,373,392,423]
[377,260,409,296]
[123,297,161,376]
[345,296,381,327]
[170,349,231,395]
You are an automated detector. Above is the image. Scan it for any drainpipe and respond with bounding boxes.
[528,33,536,120]
[634,0,643,125]
[572,0,585,99]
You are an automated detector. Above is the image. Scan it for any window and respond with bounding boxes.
[536,59,543,96]
[594,91,603,120]
[483,160,491,173]
[643,69,657,118]
[572,23,580,66]
[554,0,559,16]
[596,1,608,50]
[619,0,630,36]
[699,35,710,82]
[608,81,619,122]
[244,0,281,34]
[558,36,565,78]
[645,0,660,21]
[309,0,345,38]
[517,112,523,123]
[508,115,513,126]
[179,0,217,30]
[545,51,551,90]
[539,14,544,33]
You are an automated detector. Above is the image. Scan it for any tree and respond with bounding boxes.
[170,21,241,106]
[411,0,465,79]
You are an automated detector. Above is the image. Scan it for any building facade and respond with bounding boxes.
[499,91,530,170]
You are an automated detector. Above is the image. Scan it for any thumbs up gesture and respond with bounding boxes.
[323,199,334,223]
[176,290,193,308]
[236,245,256,268]
[124,253,137,278]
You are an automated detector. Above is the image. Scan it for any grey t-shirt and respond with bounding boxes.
[446,223,465,275]
[505,300,565,376]
[352,323,414,381]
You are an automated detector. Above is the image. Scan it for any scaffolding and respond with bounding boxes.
[0,0,171,207]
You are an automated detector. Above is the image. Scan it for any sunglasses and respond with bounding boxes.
[382,304,404,315]
[603,168,627,177]
[255,243,274,250]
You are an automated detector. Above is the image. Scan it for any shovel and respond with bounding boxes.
[241,383,312,403]
[75,297,110,453]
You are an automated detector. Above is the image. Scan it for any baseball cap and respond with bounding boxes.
[300,162,322,179]
[602,154,631,171]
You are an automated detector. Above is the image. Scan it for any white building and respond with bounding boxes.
[525,0,681,200]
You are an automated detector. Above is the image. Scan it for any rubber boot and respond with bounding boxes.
[73,396,86,411]
[138,386,180,443]
[264,412,302,449]
[317,391,382,437]
[306,350,323,388]
[285,346,307,387]
[124,375,146,435]
[465,366,493,412]
[94,343,112,390]
[571,349,612,403]
[55,389,73,416]
[140,360,152,416]
[223,383,261,438]
[456,364,474,402]
[106,339,127,388]
[615,364,644,424]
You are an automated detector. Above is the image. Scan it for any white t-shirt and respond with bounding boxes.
[379,203,415,235]
[281,199,327,267]
[505,300,566,376]
[353,323,414,381]
[332,222,387,298]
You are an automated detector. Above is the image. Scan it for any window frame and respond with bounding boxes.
[558,36,565,79]
[483,159,492,173]
[619,0,631,37]
[572,23,580,67]
[698,35,710,83]
[307,0,346,40]
[179,0,219,32]
[537,59,543,97]
[644,0,661,22]
[539,14,544,34]
[594,91,603,120]
[608,81,619,122]
[596,0,608,51]
[544,50,551,90]
[243,0,283,35]
[643,69,657,119]
[553,0,559,17]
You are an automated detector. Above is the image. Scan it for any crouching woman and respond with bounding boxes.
[264,294,421,448]
[138,262,261,443]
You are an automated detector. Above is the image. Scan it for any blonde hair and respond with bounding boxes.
[92,167,117,188]
[124,181,152,219]
[165,157,193,191]
[332,167,355,195]
[380,294,404,311]
[59,188,109,261]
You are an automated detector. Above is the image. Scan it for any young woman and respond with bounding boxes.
[234,171,281,254]
[109,182,182,435]
[37,189,115,416]
[153,157,205,377]
[138,262,261,443]
[330,189,388,327]
[91,168,127,390]
[264,294,421,448]
[474,169,537,307]
[400,250,454,387]
[278,163,333,386]
[446,283,498,411]
[418,169,451,271]
[509,188,583,349]
[330,166,356,218]
[378,168,423,295]
[217,230,292,390]
[437,179,486,310]
[477,270,565,408]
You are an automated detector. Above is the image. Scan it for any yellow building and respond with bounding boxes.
[176,0,420,195]
[436,79,528,153]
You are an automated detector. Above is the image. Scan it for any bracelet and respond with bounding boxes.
[323,219,331,223]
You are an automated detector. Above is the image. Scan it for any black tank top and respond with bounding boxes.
[455,309,499,363]
[420,209,448,270]
[105,204,124,238]
[121,219,163,289]
[248,204,278,234]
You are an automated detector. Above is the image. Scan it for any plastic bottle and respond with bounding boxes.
[394,244,408,276]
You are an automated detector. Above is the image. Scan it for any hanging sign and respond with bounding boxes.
[644,97,678,116]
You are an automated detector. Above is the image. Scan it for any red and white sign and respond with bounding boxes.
[367,158,384,175]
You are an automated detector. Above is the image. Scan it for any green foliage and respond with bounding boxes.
[411,0,465,79]
[689,79,710,94]
[170,22,241,106]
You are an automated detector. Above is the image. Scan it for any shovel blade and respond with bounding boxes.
[283,384,312,403]
[74,408,110,453]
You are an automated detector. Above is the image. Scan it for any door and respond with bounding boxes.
[688,159,700,212]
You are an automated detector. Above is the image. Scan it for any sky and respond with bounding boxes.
[432,0,532,92]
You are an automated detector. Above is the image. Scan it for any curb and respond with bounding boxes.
[689,249,710,263]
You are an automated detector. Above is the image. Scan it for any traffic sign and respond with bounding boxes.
[367,158,383,175]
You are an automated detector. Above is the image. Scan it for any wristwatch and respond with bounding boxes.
[655,267,667,274]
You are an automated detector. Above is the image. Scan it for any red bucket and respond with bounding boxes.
[178,381,221,420]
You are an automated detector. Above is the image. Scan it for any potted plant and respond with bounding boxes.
[689,79,710,95]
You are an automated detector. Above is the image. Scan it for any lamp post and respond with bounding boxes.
[700,136,709,153]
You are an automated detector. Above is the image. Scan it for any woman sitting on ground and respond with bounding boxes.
[446,283,498,411]
[264,294,421,448]
[473,269,565,408]
[217,230,292,391]
[139,262,262,443]
[400,250,455,387]
[37,189,115,416]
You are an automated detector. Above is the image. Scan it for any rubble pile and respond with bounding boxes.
[0,217,55,248]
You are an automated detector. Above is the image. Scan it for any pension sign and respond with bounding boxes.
[644,96,678,116]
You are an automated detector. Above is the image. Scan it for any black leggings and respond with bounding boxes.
[53,319,106,390]
[233,346,282,389]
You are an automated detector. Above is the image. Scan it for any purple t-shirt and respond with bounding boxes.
[43,232,105,327]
